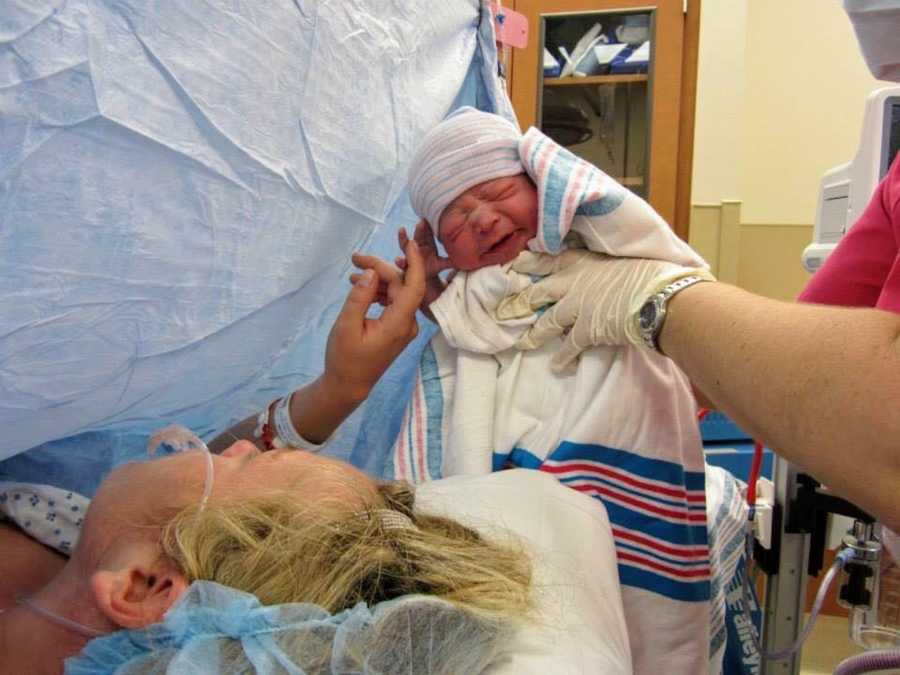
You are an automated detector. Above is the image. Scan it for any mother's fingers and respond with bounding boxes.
[398,227,410,250]
[351,252,403,285]
[349,273,390,304]
[334,268,379,333]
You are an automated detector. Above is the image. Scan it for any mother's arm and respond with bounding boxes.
[210,241,426,451]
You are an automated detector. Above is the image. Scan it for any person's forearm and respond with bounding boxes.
[288,372,369,443]
[208,375,367,453]
[661,282,900,530]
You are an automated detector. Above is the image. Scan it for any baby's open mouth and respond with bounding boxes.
[486,231,516,255]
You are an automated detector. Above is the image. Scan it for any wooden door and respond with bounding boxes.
[509,0,695,235]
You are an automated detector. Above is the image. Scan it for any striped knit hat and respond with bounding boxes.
[408,107,524,237]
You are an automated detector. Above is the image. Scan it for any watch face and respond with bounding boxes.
[639,300,657,332]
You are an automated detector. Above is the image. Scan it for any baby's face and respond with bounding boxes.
[437,174,538,271]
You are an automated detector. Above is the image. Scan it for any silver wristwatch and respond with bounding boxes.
[638,275,708,353]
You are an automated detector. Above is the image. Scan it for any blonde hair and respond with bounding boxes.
[159,481,533,620]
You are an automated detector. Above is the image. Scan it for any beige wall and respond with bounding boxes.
[688,203,814,302]
[740,0,881,225]
[690,0,885,300]
[690,0,747,204]
[738,224,817,300]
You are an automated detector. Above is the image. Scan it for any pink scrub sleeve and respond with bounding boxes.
[798,154,900,313]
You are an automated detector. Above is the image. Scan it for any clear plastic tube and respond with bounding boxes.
[146,425,214,509]
[741,525,854,661]
[198,445,214,509]
[851,608,900,649]
[16,595,106,638]
[850,599,900,648]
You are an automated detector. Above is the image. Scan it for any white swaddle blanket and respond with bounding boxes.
[389,128,727,674]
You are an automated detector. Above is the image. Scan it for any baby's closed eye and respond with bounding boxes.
[478,178,516,199]
[441,218,466,240]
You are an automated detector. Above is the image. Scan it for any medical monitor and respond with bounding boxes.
[803,87,900,273]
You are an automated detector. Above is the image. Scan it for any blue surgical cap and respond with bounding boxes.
[65,581,510,675]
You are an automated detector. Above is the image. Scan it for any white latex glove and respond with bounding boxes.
[496,250,714,370]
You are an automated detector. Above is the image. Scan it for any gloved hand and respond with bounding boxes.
[496,249,714,370]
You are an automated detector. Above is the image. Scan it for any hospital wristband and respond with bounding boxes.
[254,395,329,452]
[273,393,321,450]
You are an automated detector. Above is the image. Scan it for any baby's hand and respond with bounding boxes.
[395,220,454,320]
[349,254,402,308]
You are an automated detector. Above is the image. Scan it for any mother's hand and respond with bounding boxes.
[323,240,426,403]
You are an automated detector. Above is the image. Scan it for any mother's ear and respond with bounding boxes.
[90,559,187,630]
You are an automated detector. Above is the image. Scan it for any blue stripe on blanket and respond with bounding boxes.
[532,140,584,253]
[525,131,546,167]
[549,441,707,492]
[500,440,711,602]
[492,447,543,471]
[557,470,700,510]
[708,515,726,655]
[575,183,627,217]
[547,442,710,602]
[709,476,746,657]
[600,497,709,549]
[618,565,711,603]
[605,501,710,602]
[501,442,708,538]
[420,343,445,480]
[616,539,709,568]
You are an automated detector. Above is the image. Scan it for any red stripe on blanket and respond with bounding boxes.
[413,381,426,482]
[612,527,709,559]
[395,404,409,480]
[542,461,706,503]
[562,159,592,228]
[617,550,711,580]
[533,139,556,251]
[571,483,708,524]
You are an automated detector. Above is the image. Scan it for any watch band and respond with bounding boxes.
[640,275,709,352]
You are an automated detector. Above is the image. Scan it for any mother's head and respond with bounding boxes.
[51,442,533,637]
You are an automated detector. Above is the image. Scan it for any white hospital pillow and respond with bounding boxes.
[415,469,633,674]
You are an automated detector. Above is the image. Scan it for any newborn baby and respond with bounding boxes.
[388,107,540,317]
[353,107,720,673]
